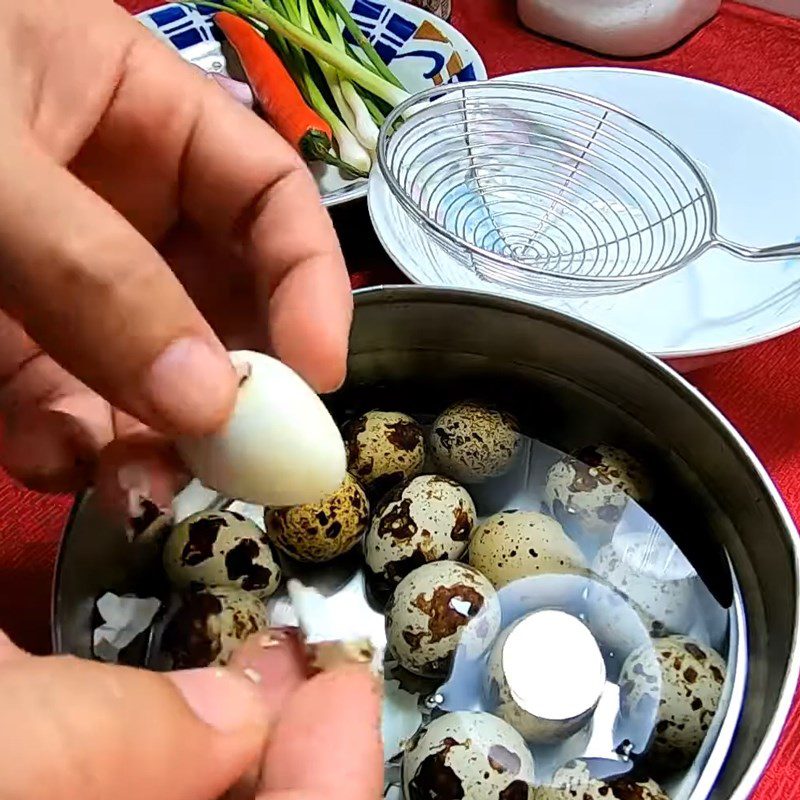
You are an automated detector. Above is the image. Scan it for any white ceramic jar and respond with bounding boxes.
[516,0,722,57]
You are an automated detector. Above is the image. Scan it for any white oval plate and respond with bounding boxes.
[369,67,800,362]
[136,0,486,207]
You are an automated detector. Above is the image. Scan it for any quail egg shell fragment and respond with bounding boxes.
[543,445,652,535]
[366,474,476,587]
[161,586,267,668]
[620,635,726,771]
[344,410,426,498]
[265,473,370,563]
[532,760,669,800]
[387,561,500,677]
[177,351,347,507]
[403,711,535,800]
[469,510,587,588]
[430,401,521,484]
[163,510,282,598]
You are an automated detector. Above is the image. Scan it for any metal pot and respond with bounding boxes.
[52,286,800,799]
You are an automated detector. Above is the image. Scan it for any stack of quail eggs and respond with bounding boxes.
[107,356,728,800]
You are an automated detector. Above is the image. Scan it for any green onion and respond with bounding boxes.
[221,0,409,106]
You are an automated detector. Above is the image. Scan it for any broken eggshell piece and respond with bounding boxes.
[176,351,347,507]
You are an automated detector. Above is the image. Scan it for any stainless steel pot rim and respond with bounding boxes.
[51,284,800,800]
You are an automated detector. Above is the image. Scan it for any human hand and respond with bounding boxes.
[0,0,352,508]
[0,629,382,800]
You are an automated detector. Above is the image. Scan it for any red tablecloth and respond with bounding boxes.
[2,0,799,795]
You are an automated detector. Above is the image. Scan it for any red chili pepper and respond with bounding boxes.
[214,12,333,163]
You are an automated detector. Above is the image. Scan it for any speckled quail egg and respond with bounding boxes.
[590,532,697,640]
[161,586,267,668]
[429,401,521,484]
[543,445,653,536]
[264,473,370,562]
[469,511,587,588]
[163,510,282,598]
[620,635,726,771]
[387,561,500,677]
[365,474,476,588]
[177,350,346,507]
[486,611,606,743]
[403,711,536,800]
[344,410,426,498]
[533,760,669,800]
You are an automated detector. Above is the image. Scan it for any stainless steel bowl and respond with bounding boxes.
[52,286,800,799]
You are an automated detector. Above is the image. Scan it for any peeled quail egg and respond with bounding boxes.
[533,760,669,800]
[591,532,697,638]
[620,635,726,771]
[264,473,370,563]
[366,474,476,588]
[469,511,587,588]
[486,611,606,743]
[177,350,346,507]
[403,711,536,800]
[429,401,521,484]
[344,410,426,498]
[387,561,500,677]
[163,509,282,598]
[543,445,652,535]
[161,586,267,668]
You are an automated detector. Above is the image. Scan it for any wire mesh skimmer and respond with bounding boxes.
[376,82,800,296]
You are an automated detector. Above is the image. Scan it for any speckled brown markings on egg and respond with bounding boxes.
[162,591,223,669]
[376,497,418,540]
[225,538,273,592]
[532,760,669,800]
[430,401,521,484]
[343,411,426,498]
[619,635,726,772]
[384,549,447,587]
[164,510,282,598]
[451,506,472,541]
[180,514,227,566]
[412,583,485,643]
[264,473,370,563]
[407,737,465,800]
[499,782,529,800]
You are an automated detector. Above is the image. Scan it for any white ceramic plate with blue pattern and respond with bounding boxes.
[136,0,486,206]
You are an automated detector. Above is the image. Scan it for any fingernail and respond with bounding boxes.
[145,338,236,435]
[169,668,264,733]
[306,639,377,675]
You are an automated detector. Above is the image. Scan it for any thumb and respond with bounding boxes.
[0,651,268,800]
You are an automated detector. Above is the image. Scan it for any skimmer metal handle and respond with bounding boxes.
[715,236,800,261]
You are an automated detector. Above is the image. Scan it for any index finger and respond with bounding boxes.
[137,32,352,392]
[259,665,383,800]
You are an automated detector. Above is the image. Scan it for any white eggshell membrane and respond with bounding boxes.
[403,711,535,800]
[430,401,521,484]
[177,351,346,507]
[387,561,500,677]
[469,510,587,588]
[543,445,652,535]
[344,410,426,497]
[365,475,476,585]
[163,510,282,598]
[162,586,267,668]
[533,759,670,799]
[619,635,726,770]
